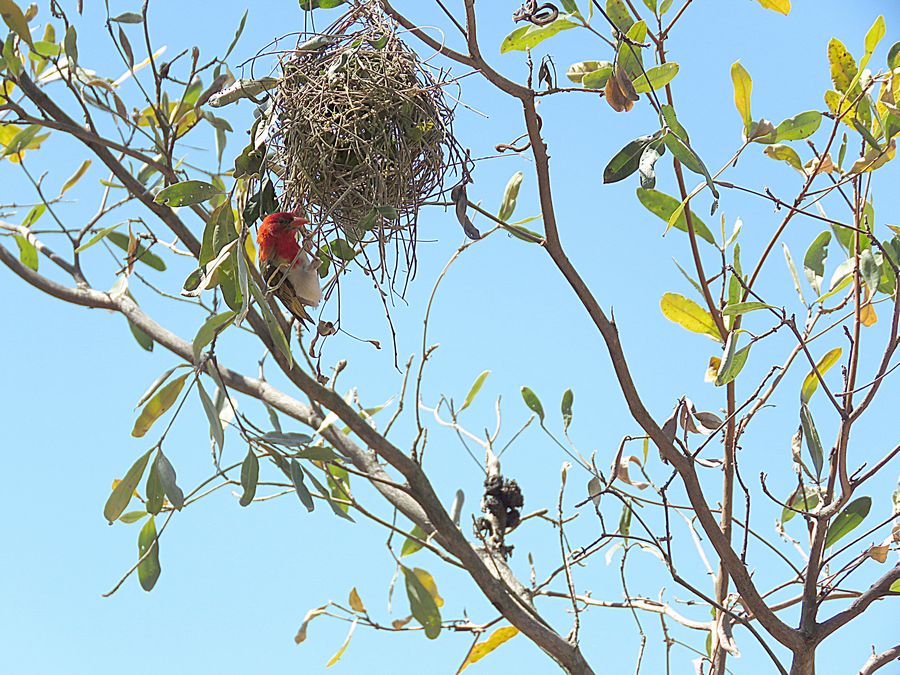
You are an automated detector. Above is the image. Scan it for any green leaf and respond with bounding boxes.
[107,231,166,271]
[239,448,259,506]
[730,61,753,134]
[660,292,721,340]
[561,389,573,432]
[13,233,37,271]
[500,17,578,54]
[663,133,718,201]
[401,524,426,557]
[661,104,689,141]
[326,464,351,513]
[329,238,356,262]
[566,60,612,85]
[498,172,523,222]
[774,111,821,142]
[859,248,881,295]
[0,0,35,48]
[803,231,831,296]
[261,432,313,447]
[155,451,184,510]
[103,449,153,523]
[299,0,346,8]
[154,180,222,207]
[799,404,824,479]
[119,510,149,524]
[616,20,647,79]
[888,42,900,70]
[192,311,236,360]
[816,274,853,305]
[239,450,259,507]
[75,223,123,252]
[459,370,489,413]
[781,486,820,524]
[118,26,133,67]
[145,456,164,515]
[289,459,315,512]
[716,343,750,386]
[402,566,442,639]
[137,516,162,591]
[303,467,354,522]
[781,242,807,305]
[197,380,224,452]
[111,12,143,23]
[754,0,790,14]
[296,446,339,462]
[520,386,545,422]
[635,188,716,244]
[800,347,842,403]
[132,373,188,438]
[128,318,154,352]
[824,496,871,547]
[224,9,248,60]
[581,63,614,89]
[605,0,633,32]
[764,143,804,173]
[631,63,678,94]
[721,302,774,316]
[603,135,655,183]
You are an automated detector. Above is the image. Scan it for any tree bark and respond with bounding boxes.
[790,648,816,675]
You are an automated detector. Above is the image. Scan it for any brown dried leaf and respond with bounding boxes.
[294,604,329,644]
[611,455,649,490]
[867,544,890,563]
[348,587,366,613]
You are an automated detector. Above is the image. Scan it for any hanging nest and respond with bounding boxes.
[269,1,464,290]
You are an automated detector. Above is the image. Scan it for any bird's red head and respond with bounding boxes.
[257,212,310,262]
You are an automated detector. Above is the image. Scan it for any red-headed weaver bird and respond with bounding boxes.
[257,211,322,326]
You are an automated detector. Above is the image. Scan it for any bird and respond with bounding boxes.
[256,211,322,326]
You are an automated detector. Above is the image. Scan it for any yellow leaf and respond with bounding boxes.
[824,89,857,129]
[660,292,721,340]
[860,302,878,326]
[60,160,91,196]
[325,618,357,668]
[730,61,753,133]
[348,587,366,613]
[804,153,835,176]
[458,626,520,672]
[755,0,790,14]
[705,356,721,382]
[413,568,444,608]
[131,374,188,438]
[800,347,842,402]
[849,140,896,174]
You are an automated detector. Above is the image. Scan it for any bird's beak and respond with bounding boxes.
[290,216,309,232]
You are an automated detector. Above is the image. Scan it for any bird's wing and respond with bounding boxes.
[261,259,314,326]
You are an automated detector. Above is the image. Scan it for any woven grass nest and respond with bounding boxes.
[270,2,463,286]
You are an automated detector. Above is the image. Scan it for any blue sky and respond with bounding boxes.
[2,1,899,674]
